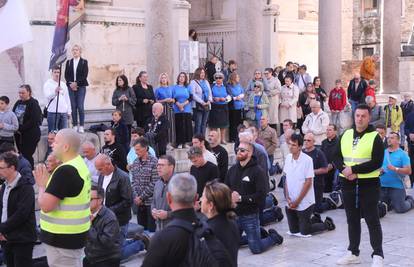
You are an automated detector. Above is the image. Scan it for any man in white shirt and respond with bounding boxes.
[43,66,71,132]
[284,133,335,236]
[192,134,217,165]
[301,101,330,146]
[81,141,99,183]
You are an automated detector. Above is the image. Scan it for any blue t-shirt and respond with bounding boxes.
[254,95,263,122]
[211,84,228,105]
[172,85,192,113]
[155,86,173,100]
[380,148,411,189]
[227,84,245,110]
[198,80,210,102]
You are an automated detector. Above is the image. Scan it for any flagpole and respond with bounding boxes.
[54,64,62,131]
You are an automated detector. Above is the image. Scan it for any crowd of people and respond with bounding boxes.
[0,44,413,267]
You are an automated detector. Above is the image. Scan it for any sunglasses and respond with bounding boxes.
[236,148,249,153]
[215,77,223,80]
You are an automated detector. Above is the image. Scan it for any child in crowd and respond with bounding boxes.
[0,96,18,146]
[111,110,129,152]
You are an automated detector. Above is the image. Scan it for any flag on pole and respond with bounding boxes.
[0,0,33,54]
[49,0,70,69]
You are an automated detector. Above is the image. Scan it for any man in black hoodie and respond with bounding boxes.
[0,152,36,267]
[225,142,283,254]
[101,128,127,172]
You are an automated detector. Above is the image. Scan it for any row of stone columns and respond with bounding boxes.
[146,0,401,93]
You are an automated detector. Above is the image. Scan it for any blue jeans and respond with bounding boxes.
[349,99,359,114]
[47,112,68,132]
[120,224,145,260]
[193,109,209,136]
[69,86,86,126]
[380,187,413,213]
[237,213,277,254]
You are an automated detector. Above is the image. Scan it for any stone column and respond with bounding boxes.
[171,0,191,80]
[144,0,174,85]
[236,0,264,86]
[263,3,280,68]
[382,0,401,93]
[318,0,341,92]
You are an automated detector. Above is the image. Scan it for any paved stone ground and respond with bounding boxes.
[24,188,414,267]
[118,188,414,267]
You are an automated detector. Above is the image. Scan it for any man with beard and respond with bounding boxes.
[101,128,127,172]
[226,142,283,254]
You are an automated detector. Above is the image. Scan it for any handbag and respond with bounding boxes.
[43,97,55,119]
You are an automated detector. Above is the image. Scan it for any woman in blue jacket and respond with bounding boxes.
[172,72,193,148]
[226,73,245,142]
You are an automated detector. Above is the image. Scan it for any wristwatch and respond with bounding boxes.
[395,167,399,172]
[238,195,242,202]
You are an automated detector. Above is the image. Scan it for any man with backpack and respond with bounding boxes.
[142,173,232,267]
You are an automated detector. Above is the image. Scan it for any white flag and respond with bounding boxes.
[0,0,33,53]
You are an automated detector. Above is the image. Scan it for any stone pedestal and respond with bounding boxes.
[318,0,341,92]
[382,0,401,93]
[236,0,264,86]
[398,56,414,94]
[171,0,190,80]
[263,4,279,68]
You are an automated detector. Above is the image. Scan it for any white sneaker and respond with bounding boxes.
[73,125,78,131]
[336,251,361,265]
[371,255,383,267]
[78,126,84,133]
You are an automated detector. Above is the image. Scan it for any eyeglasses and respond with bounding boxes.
[236,148,249,153]
[309,97,316,100]
[215,77,223,80]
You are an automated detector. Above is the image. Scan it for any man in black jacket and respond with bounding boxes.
[347,73,367,113]
[101,128,128,172]
[321,124,339,192]
[84,185,121,267]
[95,154,132,245]
[145,103,169,156]
[0,152,36,267]
[208,128,228,182]
[64,44,89,133]
[225,142,283,254]
[142,173,231,266]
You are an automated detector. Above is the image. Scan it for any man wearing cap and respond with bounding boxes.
[384,95,403,136]
[294,65,312,93]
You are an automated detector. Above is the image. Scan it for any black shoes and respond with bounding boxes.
[324,217,336,231]
[268,228,284,245]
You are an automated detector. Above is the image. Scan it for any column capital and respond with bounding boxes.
[173,0,191,10]
[263,4,280,16]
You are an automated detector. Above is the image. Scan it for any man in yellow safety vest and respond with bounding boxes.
[334,104,385,267]
[34,128,91,267]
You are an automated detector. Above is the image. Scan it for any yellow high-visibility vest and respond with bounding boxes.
[339,129,380,179]
[40,155,91,234]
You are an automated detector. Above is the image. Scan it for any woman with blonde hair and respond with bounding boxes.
[155,72,175,144]
[227,72,245,142]
[201,180,239,267]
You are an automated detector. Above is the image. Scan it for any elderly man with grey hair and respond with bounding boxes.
[81,141,99,183]
[366,95,385,127]
[142,173,232,266]
[301,101,330,146]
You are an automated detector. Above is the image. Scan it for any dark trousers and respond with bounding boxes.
[83,257,120,267]
[68,86,86,126]
[285,204,326,235]
[137,205,156,232]
[229,109,242,142]
[408,143,414,185]
[314,178,331,213]
[2,242,34,267]
[15,131,40,169]
[341,178,383,257]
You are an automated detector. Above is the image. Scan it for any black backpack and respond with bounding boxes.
[168,219,231,267]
